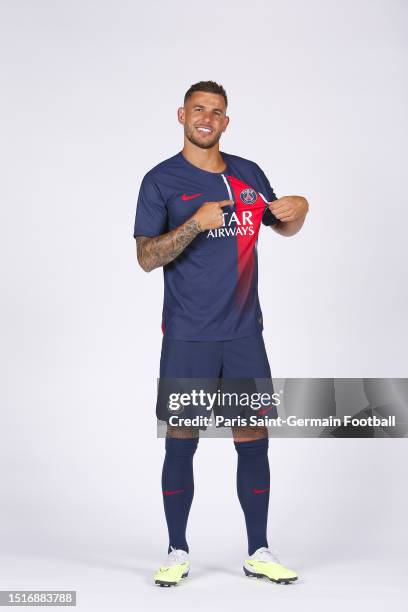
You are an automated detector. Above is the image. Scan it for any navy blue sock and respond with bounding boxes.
[161,436,199,554]
[234,437,270,555]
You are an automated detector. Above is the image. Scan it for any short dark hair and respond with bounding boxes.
[184,81,228,108]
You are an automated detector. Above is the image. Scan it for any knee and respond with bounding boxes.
[234,435,269,456]
[166,424,199,439]
[232,425,268,443]
[165,431,199,457]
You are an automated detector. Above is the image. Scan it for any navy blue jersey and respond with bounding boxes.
[133,151,278,340]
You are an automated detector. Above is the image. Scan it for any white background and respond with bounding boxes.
[1,0,407,610]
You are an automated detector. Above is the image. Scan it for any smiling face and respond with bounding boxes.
[178,91,230,150]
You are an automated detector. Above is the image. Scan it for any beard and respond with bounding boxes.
[184,124,222,150]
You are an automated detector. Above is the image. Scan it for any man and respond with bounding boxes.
[133,81,309,586]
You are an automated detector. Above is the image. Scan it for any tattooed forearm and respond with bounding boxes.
[136,217,202,272]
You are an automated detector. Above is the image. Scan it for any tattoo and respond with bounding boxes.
[136,218,201,272]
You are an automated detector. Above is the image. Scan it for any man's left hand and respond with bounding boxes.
[268,196,309,223]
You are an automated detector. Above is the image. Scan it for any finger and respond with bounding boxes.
[269,201,289,211]
[218,200,234,208]
[273,210,291,220]
[270,205,291,215]
[278,214,294,222]
[269,197,285,207]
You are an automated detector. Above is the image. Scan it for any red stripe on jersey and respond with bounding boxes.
[227,176,265,310]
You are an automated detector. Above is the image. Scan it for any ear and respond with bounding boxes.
[177,107,185,125]
[222,115,230,132]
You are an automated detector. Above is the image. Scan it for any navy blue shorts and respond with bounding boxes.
[156,333,277,425]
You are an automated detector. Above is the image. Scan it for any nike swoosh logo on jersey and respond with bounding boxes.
[258,406,274,416]
[182,193,203,201]
[163,489,185,495]
[252,488,269,494]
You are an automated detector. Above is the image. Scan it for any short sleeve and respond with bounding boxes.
[254,164,279,227]
[133,172,168,238]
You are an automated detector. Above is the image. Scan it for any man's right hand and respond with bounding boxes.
[136,200,233,273]
[193,200,234,231]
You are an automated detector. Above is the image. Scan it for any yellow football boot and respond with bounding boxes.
[154,547,189,587]
[244,547,298,584]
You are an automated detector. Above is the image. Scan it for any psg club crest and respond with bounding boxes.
[240,188,257,205]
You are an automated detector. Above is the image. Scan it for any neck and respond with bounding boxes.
[182,141,226,173]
